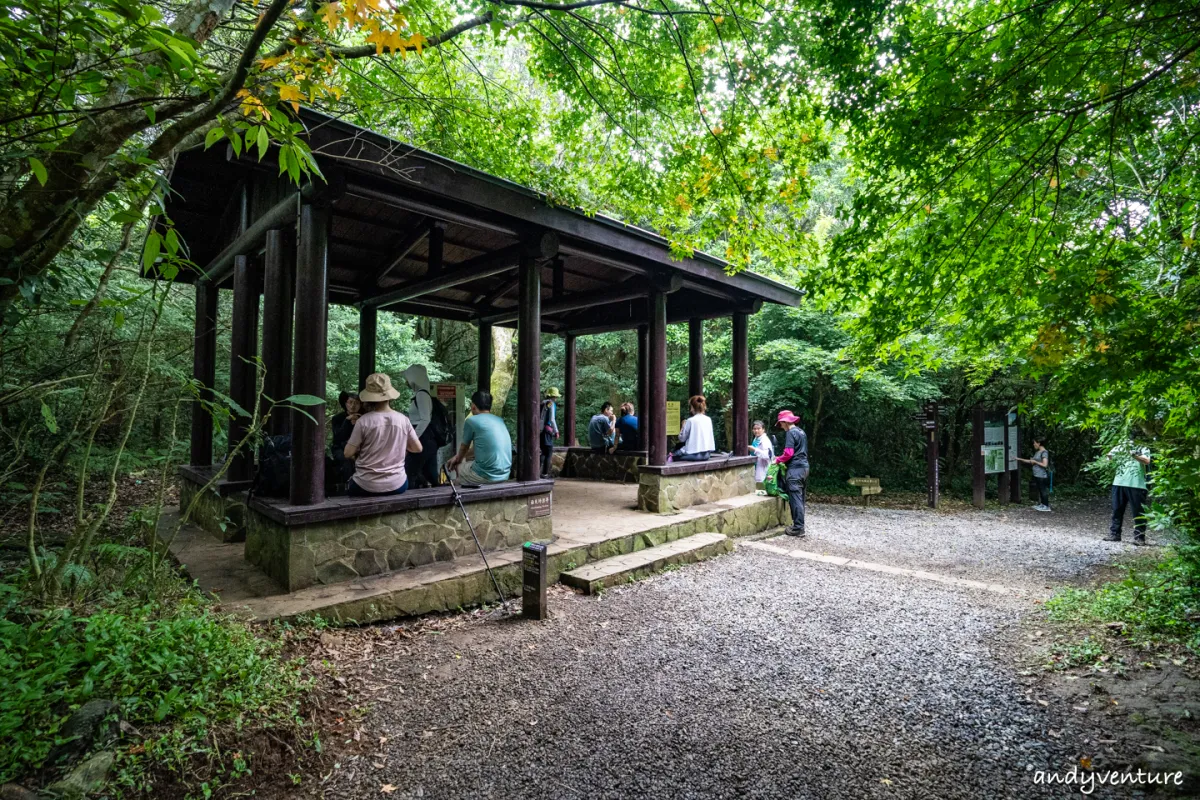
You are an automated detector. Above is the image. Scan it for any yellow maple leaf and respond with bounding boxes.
[1080,756,1093,770]
[259,53,287,69]
[278,84,304,112]
[714,15,725,23]
[319,2,339,33]
[1095,341,1110,353]
[365,27,394,55]
[764,146,778,161]
[404,33,427,54]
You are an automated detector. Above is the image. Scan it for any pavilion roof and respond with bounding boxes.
[155,108,802,334]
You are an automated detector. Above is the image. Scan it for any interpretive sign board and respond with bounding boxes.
[665,401,681,436]
[983,421,1006,474]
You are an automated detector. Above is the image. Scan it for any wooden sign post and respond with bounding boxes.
[916,401,939,509]
[847,477,882,506]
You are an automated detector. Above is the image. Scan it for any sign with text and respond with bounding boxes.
[848,477,882,496]
[665,401,681,437]
[527,494,552,518]
[522,542,548,621]
[983,422,1006,474]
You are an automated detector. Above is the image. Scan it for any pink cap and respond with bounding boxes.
[776,410,800,424]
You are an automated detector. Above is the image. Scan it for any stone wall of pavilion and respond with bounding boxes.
[551,447,646,483]
[245,492,554,592]
[637,458,757,514]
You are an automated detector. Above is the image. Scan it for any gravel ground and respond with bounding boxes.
[318,500,1153,800]
[782,498,1157,592]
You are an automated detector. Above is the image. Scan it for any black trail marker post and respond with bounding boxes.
[523,541,548,620]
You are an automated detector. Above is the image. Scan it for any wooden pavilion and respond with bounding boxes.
[152,108,801,606]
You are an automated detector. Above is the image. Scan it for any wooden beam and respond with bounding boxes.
[732,312,749,456]
[262,229,294,436]
[688,317,704,398]
[517,250,543,482]
[370,218,429,287]
[291,205,330,506]
[648,290,668,466]
[367,231,558,309]
[427,220,444,276]
[477,322,492,393]
[202,179,340,286]
[367,244,518,310]
[227,255,259,481]
[552,258,564,299]
[189,283,218,466]
[479,276,519,309]
[564,334,577,447]
[637,325,648,449]
[358,306,377,390]
[972,404,985,509]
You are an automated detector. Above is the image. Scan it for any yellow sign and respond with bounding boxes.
[665,401,681,436]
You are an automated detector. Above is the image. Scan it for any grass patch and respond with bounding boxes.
[1046,552,1200,653]
[0,550,315,796]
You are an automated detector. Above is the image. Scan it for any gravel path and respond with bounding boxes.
[787,498,1153,592]
[321,500,1146,799]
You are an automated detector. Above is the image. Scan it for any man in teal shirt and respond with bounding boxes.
[1106,437,1151,544]
[447,391,513,484]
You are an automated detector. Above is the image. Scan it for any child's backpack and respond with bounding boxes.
[420,390,453,447]
[254,434,292,497]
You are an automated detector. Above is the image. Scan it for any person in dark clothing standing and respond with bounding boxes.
[1106,435,1151,545]
[774,409,809,537]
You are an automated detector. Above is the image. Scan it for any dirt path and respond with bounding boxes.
[295,500,1195,799]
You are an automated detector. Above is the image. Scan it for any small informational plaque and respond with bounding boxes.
[665,401,681,436]
[527,494,552,518]
[522,542,548,620]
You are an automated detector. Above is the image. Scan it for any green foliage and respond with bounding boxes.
[1047,556,1200,653]
[0,580,308,789]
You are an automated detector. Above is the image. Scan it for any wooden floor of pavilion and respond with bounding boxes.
[163,480,785,623]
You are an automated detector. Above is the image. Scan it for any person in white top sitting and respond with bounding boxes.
[671,394,716,462]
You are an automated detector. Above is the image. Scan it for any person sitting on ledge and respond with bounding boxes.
[588,402,617,454]
[447,390,513,484]
[344,373,423,497]
[615,402,639,451]
[670,394,715,462]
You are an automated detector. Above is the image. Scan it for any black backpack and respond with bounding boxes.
[420,390,453,447]
[254,434,292,497]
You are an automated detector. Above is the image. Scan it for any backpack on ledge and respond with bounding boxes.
[254,434,292,498]
[420,389,453,448]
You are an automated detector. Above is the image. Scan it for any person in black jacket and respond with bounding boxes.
[330,392,361,486]
[774,409,810,537]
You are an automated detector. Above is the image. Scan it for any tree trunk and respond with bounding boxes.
[490,327,517,414]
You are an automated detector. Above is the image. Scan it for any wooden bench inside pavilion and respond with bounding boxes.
[152,109,801,622]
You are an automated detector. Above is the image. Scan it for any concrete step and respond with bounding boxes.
[559,532,732,595]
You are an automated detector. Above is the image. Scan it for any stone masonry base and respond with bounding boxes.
[244,492,554,592]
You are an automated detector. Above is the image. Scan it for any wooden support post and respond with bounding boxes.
[648,291,668,466]
[189,283,218,465]
[477,321,492,394]
[926,401,939,509]
[688,317,704,398]
[516,248,543,482]
[564,333,577,447]
[637,325,648,449]
[972,403,985,509]
[227,255,259,481]
[999,419,1011,505]
[262,230,294,436]
[427,220,444,275]
[290,205,330,506]
[732,312,749,456]
[1010,416,1022,503]
[358,305,377,390]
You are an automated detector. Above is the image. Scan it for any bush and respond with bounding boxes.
[1046,554,1200,653]
[0,580,309,792]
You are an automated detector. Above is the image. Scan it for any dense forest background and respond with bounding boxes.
[1,0,1196,795]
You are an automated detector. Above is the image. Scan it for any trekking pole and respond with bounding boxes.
[443,465,506,604]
